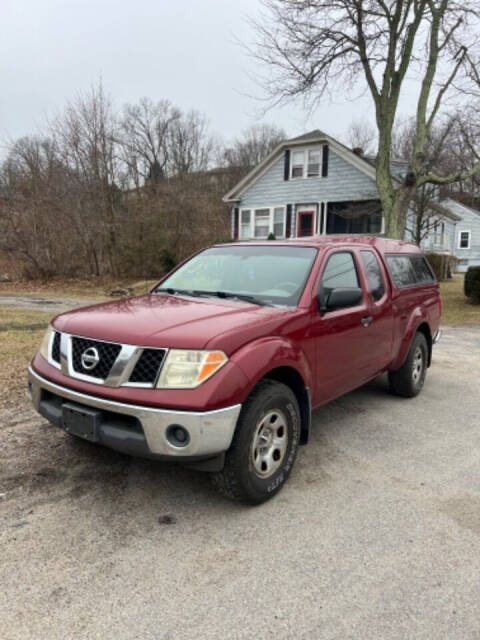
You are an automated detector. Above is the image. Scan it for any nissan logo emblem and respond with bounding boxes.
[81,346,100,371]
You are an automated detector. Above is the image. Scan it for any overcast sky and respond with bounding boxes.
[1,0,417,151]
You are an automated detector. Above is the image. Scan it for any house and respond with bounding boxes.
[223,130,384,240]
[435,198,480,272]
[222,129,480,271]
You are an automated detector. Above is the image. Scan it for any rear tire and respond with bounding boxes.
[211,379,301,504]
[389,332,428,398]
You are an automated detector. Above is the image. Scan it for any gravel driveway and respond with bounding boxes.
[1,326,479,639]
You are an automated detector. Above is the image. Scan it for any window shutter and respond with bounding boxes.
[284,150,290,181]
[286,204,292,238]
[233,208,239,240]
[322,145,329,177]
[319,202,324,235]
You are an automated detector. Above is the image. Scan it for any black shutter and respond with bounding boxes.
[233,207,239,239]
[319,203,324,235]
[284,150,290,181]
[286,204,292,238]
[322,145,329,177]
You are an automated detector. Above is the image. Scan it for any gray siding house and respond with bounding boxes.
[224,130,383,240]
[437,198,480,272]
[223,129,480,271]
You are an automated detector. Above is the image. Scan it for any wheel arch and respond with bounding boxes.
[416,322,433,367]
[261,366,311,445]
[391,319,433,371]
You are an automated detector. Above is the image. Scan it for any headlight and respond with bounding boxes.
[39,325,54,361]
[157,349,228,389]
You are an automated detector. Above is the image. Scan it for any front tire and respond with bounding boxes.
[211,380,301,504]
[389,332,428,398]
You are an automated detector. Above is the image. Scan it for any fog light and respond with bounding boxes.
[166,424,190,447]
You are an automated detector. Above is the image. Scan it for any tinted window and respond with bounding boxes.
[410,256,434,284]
[321,252,359,292]
[386,254,434,289]
[360,251,385,301]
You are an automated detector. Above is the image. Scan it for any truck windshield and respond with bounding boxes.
[155,245,318,307]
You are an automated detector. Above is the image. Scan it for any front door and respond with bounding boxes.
[310,249,372,405]
[297,210,314,237]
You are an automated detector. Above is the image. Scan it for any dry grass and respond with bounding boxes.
[0,308,55,409]
[440,275,480,326]
[0,277,158,299]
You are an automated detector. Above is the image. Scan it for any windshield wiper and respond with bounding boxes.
[154,287,204,297]
[214,291,272,306]
[155,287,271,306]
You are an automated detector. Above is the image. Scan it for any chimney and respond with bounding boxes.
[352,147,364,156]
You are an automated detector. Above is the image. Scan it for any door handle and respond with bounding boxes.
[361,316,373,327]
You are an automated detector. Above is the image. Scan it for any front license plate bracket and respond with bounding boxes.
[61,402,102,442]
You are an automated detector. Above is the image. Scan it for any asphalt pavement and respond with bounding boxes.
[1,326,479,639]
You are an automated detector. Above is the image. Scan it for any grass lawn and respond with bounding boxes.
[0,277,158,299]
[439,275,480,326]
[0,308,53,409]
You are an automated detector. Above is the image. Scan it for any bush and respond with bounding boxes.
[464,266,480,303]
[267,232,276,240]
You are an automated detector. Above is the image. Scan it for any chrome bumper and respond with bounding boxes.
[28,367,241,458]
[433,329,442,344]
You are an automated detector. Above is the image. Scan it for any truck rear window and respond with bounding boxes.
[385,254,435,289]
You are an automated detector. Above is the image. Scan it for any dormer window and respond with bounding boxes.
[291,151,304,178]
[307,150,320,177]
[290,148,322,179]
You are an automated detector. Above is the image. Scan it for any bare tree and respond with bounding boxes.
[51,83,121,274]
[168,110,215,174]
[346,118,376,155]
[120,98,180,185]
[223,123,286,170]
[250,0,480,237]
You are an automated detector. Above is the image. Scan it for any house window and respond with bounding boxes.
[273,207,285,237]
[240,207,287,239]
[307,150,320,177]
[459,231,471,249]
[291,151,304,178]
[290,147,325,179]
[240,210,251,240]
[254,209,271,238]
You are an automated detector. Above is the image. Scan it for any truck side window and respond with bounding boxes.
[385,255,416,288]
[385,254,434,288]
[360,251,385,301]
[409,256,434,284]
[320,252,359,297]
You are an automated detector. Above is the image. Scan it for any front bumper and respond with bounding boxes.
[28,367,241,460]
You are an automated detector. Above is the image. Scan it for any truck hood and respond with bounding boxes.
[53,294,291,351]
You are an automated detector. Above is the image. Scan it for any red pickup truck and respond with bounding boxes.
[29,236,441,503]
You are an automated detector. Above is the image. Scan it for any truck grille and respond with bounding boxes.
[129,349,166,384]
[51,331,61,363]
[71,337,122,380]
[49,332,168,387]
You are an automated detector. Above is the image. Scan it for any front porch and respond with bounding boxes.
[233,199,384,240]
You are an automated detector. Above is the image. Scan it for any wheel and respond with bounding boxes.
[388,332,428,398]
[211,379,301,504]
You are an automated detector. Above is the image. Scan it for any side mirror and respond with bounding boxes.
[318,287,362,313]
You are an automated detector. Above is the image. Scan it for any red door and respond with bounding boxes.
[297,211,314,237]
